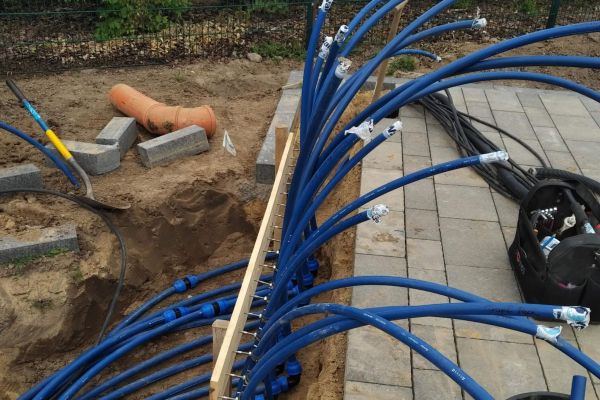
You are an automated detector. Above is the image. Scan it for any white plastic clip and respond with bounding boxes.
[319,37,334,59]
[320,0,333,11]
[435,55,442,63]
[335,57,352,79]
[472,18,487,29]
[535,325,562,344]
[479,151,509,164]
[383,121,403,139]
[553,306,591,330]
[335,25,349,44]
[346,119,374,142]
[367,204,389,223]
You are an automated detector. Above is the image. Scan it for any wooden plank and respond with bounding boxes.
[372,1,409,102]
[210,129,297,399]
[212,320,231,396]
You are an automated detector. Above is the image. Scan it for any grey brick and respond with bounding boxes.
[466,101,494,119]
[486,89,523,112]
[517,92,544,108]
[137,125,209,168]
[492,191,519,228]
[436,184,497,221]
[524,106,554,128]
[286,70,303,85]
[47,140,120,175]
[403,155,431,174]
[552,114,600,141]
[592,112,600,127]
[405,178,436,211]
[0,224,79,263]
[430,146,487,187]
[360,168,404,211]
[566,140,600,170]
[405,208,440,241]
[463,87,487,103]
[355,210,405,257]
[457,339,546,399]
[344,380,412,400]
[427,122,455,148]
[541,93,589,116]
[345,325,412,386]
[361,75,396,91]
[400,104,424,118]
[503,138,548,167]
[408,267,451,328]
[440,217,508,268]
[407,238,444,270]
[533,126,567,152]
[546,150,580,172]
[256,112,295,183]
[414,369,461,400]
[401,116,426,133]
[492,110,536,140]
[581,96,600,113]
[363,141,402,170]
[96,117,138,158]
[274,91,300,115]
[402,131,429,157]
[410,324,457,369]
[0,164,43,191]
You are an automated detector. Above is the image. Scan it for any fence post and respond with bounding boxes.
[546,0,562,28]
[305,0,314,48]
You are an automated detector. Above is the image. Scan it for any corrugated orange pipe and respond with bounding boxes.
[108,84,216,137]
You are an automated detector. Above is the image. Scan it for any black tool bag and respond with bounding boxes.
[509,180,600,322]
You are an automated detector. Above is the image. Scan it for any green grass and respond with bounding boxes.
[387,56,417,75]
[251,41,306,60]
[71,266,84,284]
[31,298,54,311]
[1,247,71,274]
[518,0,539,16]
[453,0,474,8]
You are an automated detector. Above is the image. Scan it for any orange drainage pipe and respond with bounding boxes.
[108,84,217,137]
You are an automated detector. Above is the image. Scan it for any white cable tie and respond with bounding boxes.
[472,18,487,29]
[435,56,442,62]
[479,151,509,164]
[367,204,389,223]
[319,37,334,59]
[320,0,333,11]
[535,325,562,344]
[383,121,402,139]
[346,119,374,142]
[553,306,591,330]
[335,57,352,79]
[335,25,349,44]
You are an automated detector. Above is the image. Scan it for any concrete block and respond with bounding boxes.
[462,87,487,103]
[427,122,455,148]
[362,141,403,170]
[546,150,580,173]
[552,114,600,141]
[466,101,494,120]
[541,93,589,116]
[355,210,405,258]
[533,126,567,152]
[492,110,536,140]
[96,117,138,158]
[361,75,396,91]
[492,191,519,228]
[407,238,444,271]
[503,138,548,167]
[360,168,404,211]
[407,267,451,328]
[0,164,43,191]
[405,179,436,211]
[344,380,412,400]
[436,184,497,221]
[402,155,431,174]
[567,140,600,170]
[524,106,554,128]
[0,224,79,263]
[410,324,457,369]
[137,125,209,168]
[485,89,523,112]
[405,208,440,241]
[402,131,429,157]
[414,369,461,400]
[516,91,543,108]
[399,104,424,118]
[46,140,120,175]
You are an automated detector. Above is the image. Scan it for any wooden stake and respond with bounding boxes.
[212,320,231,396]
[372,1,409,102]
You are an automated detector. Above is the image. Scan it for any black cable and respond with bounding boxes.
[0,188,127,344]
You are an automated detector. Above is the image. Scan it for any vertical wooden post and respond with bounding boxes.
[275,126,289,171]
[212,320,231,397]
[372,1,409,102]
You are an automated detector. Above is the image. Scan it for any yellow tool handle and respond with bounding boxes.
[45,129,73,160]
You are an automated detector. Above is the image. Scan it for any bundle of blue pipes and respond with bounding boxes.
[21,1,600,399]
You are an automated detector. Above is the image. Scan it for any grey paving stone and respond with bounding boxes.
[501,226,516,249]
[46,140,120,175]
[413,368,462,399]
[582,169,600,182]
[356,210,405,258]
[439,217,508,268]
[592,112,600,128]
[503,137,548,167]
[405,179,437,211]
[430,146,487,187]
[402,131,429,157]
[400,104,424,118]
[137,125,209,168]
[575,326,600,384]
[408,267,451,328]
[352,254,408,308]
[541,93,590,117]
[436,184,497,221]
[524,106,555,128]
[403,154,431,174]
[447,265,520,302]
[360,168,404,211]
[537,340,599,399]
[274,91,300,115]
[486,89,523,112]
[363,141,403,170]
[533,126,568,152]
[466,101,494,119]
[411,324,457,369]
[345,325,412,386]
[492,110,536,140]
[457,338,547,399]
[96,117,138,158]
[405,208,440,241]
[401,117,427,134]
[552,115,600,141]
[0,164,43,191]
[492,191,519,228]
[344,380,412,400]
[546,150,580,172]
[566,140,600,170]
[463,87,487,103]
[427,122,455,148]
[407,238,444,271]
[0,224,79,263]
[581,97,600,113]
[426,110,441,125]
[517,92,544,108]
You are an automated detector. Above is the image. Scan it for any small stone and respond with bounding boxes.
[247,52,262,63]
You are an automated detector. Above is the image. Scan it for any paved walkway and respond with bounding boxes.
[344,84,600,400]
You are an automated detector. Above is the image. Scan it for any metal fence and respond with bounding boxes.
[0,0,598,74]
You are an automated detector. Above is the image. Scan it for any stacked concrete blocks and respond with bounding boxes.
[96,117,138,158]
[46,140,120,175]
